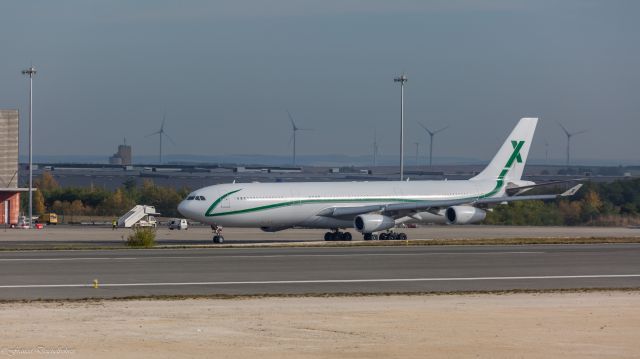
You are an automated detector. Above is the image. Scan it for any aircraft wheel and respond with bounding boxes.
[398,233,407,240]
[324,232,334,241]
[363,233,372,241]
[343,232,352,241]
[213,235,224,244]
[379,233,388,240]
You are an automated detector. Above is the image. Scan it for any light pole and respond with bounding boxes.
[22,66,36,229]
[394,74,407,181]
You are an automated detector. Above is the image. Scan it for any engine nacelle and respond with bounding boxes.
[354,214,395,233]
[445,206,486,225]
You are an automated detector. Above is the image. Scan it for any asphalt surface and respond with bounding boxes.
[0,244,639,300]
[1,225,639,249]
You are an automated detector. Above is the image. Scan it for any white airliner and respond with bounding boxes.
[178,118,581,243]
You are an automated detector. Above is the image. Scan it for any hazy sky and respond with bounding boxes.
[1,0,638,164]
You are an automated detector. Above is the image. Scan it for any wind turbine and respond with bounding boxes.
[557,122,587,167]
[372,129,381,167]
[414,142,420,166]
[146,114,176,164]
[287,110,311,166]
[418,123,449,167]
[544,139,550,162]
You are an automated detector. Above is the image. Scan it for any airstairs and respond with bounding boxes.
[118,205,160,228]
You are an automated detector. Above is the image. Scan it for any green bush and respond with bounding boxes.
[126,227,156,248]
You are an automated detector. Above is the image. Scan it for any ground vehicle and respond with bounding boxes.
[134,216,157,228]
[39,213,58,225]
[168,218,188,230]
[16,216,43,229]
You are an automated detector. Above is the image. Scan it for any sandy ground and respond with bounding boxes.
[0,292,638,358]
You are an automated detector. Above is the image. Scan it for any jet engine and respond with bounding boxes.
[354,214,395,233]
[445,206,486,225]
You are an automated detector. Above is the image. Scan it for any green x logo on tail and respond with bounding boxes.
[510,141,523,163]
[506,140,525,168]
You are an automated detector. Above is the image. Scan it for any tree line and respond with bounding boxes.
[27,172,188,221]
[484,179,640,226]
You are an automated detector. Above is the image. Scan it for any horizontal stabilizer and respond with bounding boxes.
[505,179,584,196]
[561,184,583,197]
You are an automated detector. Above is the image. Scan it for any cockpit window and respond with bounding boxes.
[199,196,206,201]
[186,196,195,200]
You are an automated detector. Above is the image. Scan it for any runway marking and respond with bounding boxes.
[0,251,544,261]
[1,274,639,289]
[0,257,139,262]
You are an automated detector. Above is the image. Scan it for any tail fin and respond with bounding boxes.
[472,117,538,182]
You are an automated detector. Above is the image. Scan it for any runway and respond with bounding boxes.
[0,225,638,250]
[1,244,639,300]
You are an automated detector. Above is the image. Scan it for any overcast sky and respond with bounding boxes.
[0,0,638,164]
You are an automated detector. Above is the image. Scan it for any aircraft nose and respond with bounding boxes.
[177,200,192,218]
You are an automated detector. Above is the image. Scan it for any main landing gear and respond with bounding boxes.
[363,231,407,241]
[211,225,224,244]
[324,230,352,241]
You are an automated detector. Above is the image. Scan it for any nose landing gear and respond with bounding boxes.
[211,225,225,244]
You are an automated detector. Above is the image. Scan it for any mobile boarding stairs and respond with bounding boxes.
[118,205,160,228]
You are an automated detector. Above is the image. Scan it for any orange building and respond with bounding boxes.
[0,109,29,226]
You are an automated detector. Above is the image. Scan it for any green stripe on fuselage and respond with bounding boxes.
[205,196,423,217]
[205,189,241,216]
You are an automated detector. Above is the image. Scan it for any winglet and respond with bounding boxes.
[560,184,583,197]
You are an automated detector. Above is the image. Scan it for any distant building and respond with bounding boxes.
[0,109,29,225]
[109,138,132,165]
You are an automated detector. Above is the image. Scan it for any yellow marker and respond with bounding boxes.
[93,279,99,289]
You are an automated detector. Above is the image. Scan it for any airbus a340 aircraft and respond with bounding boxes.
[178,118,581,243]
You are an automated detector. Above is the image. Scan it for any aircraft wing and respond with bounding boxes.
[317,184,582,220]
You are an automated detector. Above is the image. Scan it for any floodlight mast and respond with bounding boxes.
[21,66,36,229]
[394,74,407,180]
